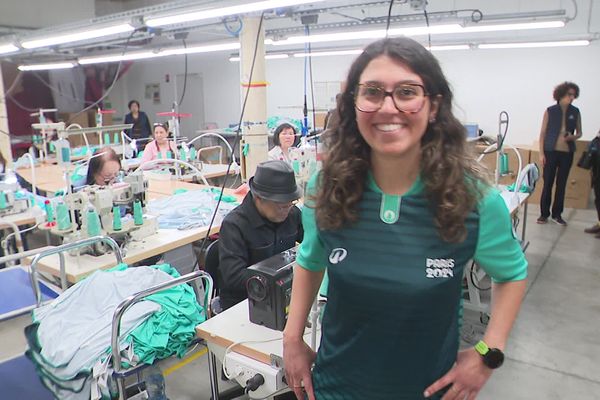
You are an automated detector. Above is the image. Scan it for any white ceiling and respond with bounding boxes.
[1,0,598,64]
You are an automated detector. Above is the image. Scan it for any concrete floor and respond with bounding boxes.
[1,206,599,399]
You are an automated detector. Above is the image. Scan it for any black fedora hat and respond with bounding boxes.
[249,160,302,203]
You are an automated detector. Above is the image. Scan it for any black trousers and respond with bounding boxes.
[540,150,574,218]
[594,174,600,220]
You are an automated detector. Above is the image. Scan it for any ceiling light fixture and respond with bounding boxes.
[229,53,289,61]
[78,42,241,65]
[79,51,159,65]
[18,62,76,71]
[161,42,240,56]
[0,43,19,55]
[270,20,566,46]
[21,23,134,49]
[478,39,590,49]
[462,20,565,33]
[146,0,325,27]
[427,44,471,51]
[293,49,363,57]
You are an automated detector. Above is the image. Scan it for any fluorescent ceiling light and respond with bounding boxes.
[270,20,565,46]
[161,42,240,56]
[462,20,565,33]
[18,62,76,71]
[229,53,289,61]
[478,40,590,49]
[427,44,471,51]
[0,43,19,55]
[79,42,241,65]
[293,49,363,57]
[146,0,325,27]
[21,23,134,49]
[272,24,463,45]
[79,51,159,64]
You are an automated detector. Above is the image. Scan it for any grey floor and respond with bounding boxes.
[1,206,599,399]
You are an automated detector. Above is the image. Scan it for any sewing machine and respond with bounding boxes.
[0,172,30,217]
[47,174,157,256]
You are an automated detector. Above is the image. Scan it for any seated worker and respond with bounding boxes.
[85,147,122,186]
[140,122,177,165]
[268,123,299,163]
[218,160,303,310]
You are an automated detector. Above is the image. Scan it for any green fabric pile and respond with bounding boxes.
[126,263,205,365]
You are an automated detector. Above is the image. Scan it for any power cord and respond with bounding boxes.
[192,12,266,271]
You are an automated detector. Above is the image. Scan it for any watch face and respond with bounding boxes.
[484,348,505,369]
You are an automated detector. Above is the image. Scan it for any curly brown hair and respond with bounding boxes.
[552,81,579,102]
[315,37,488,243]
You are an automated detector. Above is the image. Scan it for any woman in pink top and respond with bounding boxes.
[141,122,177,164]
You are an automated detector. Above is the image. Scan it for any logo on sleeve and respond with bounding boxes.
[329,248,348,264]
[425,258,455,278]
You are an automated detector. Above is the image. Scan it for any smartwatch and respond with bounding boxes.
[474,340,504,369]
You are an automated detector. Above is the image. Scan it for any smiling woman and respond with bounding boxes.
[283,37,528,400]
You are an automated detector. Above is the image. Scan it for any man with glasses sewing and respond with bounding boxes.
[218,160,303,311]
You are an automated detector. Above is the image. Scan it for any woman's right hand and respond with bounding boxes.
[283,336,317,400]
[539,154,545,167]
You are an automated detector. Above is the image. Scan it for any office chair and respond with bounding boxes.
[203,240,223,315]
[202,239,245,400]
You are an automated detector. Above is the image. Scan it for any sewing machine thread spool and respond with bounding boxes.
[179,148,187,162]
[133,199,143,226]
[56,201,71,231]
[166,151,172,159]
[157,152,162,159]
[86,207,101,236]
[44,200,55,223]
[103,133,110,145]
[0,191,7,209]
[112,206,122,231]
[500,153,509,175]
[113,132,119,145]
[189,147,197,160]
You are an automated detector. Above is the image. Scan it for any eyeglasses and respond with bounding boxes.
[354,83,429,113]
[153,123,169,130]
[270,199,298,210]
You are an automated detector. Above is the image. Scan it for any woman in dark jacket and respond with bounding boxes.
[584,131,600,238]
[124,100,152,151]
[537,82,583,226]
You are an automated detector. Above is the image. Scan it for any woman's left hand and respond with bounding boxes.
[423,349,493,399]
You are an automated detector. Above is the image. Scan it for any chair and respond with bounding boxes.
[198,146,223,164]
[203,240,222,314]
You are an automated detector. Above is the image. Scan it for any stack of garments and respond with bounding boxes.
[25,263,206,400]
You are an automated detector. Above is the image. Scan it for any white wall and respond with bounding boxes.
[116,41,600,146]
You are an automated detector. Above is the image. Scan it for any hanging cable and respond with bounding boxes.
[66,28,140,124]
[192,12,266,269]
[178,38,188,108]
[307,25,317,136]
[385,0,395,37]
[302,25,309,138]
[423,3,432,49]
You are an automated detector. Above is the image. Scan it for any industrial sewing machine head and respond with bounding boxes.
[48,177,156,256]
[0,171,30,217]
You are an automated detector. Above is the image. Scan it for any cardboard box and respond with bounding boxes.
[528,147,591,209]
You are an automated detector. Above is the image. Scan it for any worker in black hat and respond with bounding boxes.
[218,160,304,310]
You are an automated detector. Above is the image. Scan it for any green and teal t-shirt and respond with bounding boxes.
[297,172,527,400]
